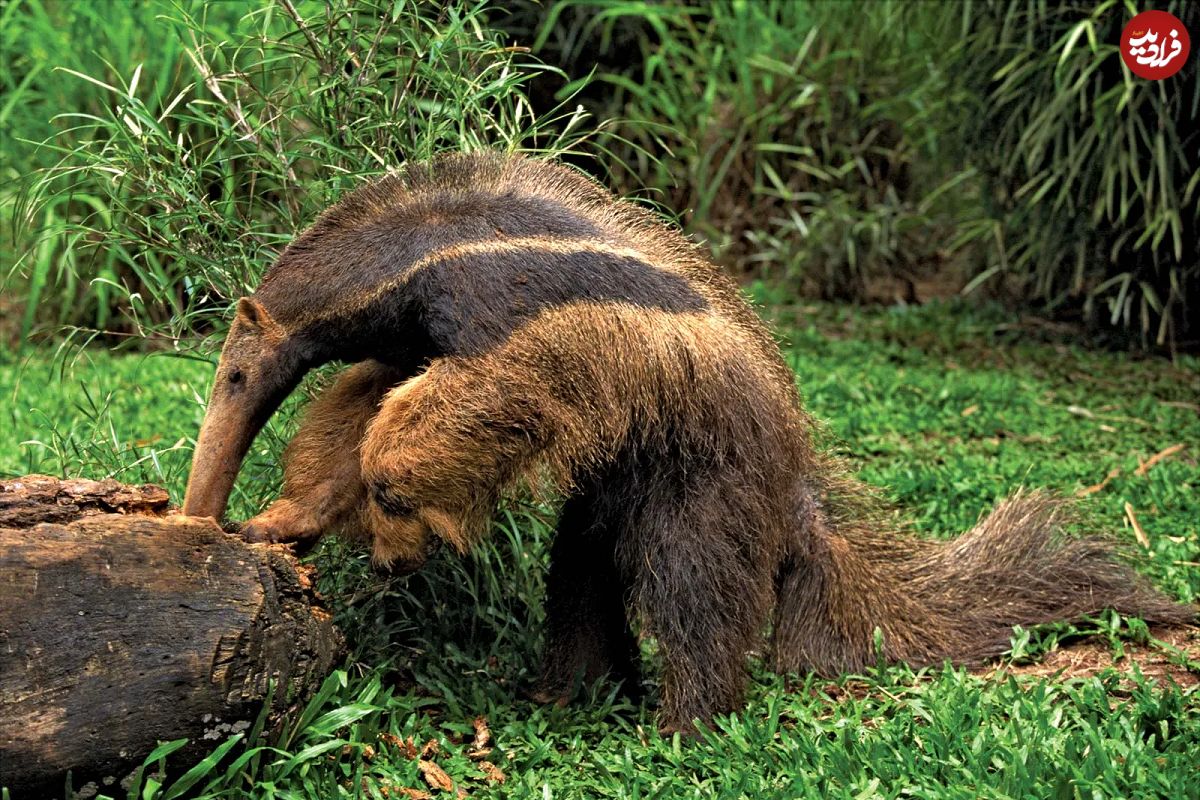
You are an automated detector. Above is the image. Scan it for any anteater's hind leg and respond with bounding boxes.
[532,491,640,705]
[622,478,775,734]
[241,360,407,545]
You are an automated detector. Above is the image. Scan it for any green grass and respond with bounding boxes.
[2,301,1197,799]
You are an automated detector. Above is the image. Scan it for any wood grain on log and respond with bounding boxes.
[0,476,343,796]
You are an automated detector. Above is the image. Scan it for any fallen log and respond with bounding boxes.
[0,476,343,796]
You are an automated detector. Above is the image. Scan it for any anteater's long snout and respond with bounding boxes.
[182,298,301,521]
[182,393,261,520]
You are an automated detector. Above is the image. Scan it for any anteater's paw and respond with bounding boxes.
[239,518,279,543]
[240,499,321,546]
[656,720,701,740]
[240,518,294,545]
[522,684,572,708]
[662,724,700,738]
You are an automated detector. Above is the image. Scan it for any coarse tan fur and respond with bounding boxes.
[183,151,1195,733]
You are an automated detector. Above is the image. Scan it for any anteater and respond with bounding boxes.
[182,151,1193,733]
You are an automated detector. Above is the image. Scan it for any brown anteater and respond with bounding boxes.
[182,151,1194,733]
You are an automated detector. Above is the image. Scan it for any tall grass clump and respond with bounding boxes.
[524,0,971,302]
[2,0,600,349]
[945,0,1199,348]
[519,0,1199,348]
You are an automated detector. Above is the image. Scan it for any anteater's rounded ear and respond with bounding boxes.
[235,297,285,341]
[236,297,265,327]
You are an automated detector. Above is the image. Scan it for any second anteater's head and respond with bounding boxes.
[181,296,313,520]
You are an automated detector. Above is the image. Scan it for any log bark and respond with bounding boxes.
[0,476,343,797]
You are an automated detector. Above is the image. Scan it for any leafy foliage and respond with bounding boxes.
[521,0,1199,346]
[1,0,598,348]
[950,0,1200,347]
[524,0,968,301]
[4,0,1197,349]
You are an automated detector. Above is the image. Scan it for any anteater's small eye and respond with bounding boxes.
[228,368,244,385]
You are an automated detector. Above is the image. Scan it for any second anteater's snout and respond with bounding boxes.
[182,297,306,521]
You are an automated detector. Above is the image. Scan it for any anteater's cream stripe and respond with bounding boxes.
[297,237,664,328]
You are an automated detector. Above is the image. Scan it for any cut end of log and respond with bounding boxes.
[0,475,344,795]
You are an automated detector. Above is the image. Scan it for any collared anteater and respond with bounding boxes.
[182,151,1194,733]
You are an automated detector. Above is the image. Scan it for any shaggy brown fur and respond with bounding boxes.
[182,151,1195,733]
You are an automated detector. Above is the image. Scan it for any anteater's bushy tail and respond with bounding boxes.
[771,491,1196,676]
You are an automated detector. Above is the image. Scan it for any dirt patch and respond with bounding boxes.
[981,626,1199,690]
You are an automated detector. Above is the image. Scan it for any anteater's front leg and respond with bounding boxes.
[241,360,407,545]
[532,492,640,705]
[358,358,544,570]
